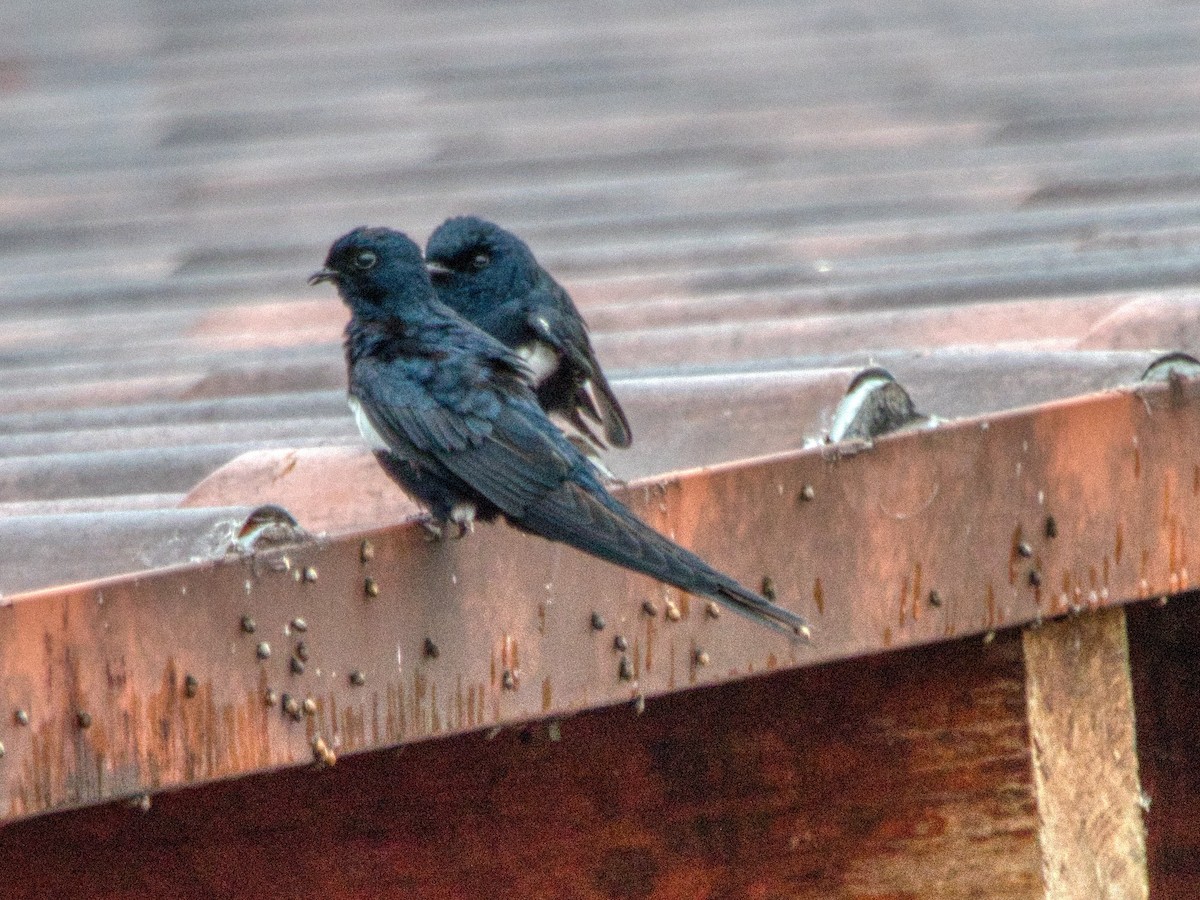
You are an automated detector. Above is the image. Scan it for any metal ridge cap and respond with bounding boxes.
[0,375,1197,824]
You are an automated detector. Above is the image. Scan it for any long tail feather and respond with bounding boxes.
[515,481,809,639]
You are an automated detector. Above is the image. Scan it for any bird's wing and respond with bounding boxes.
[352,357,575,517]
[528,275,633,448]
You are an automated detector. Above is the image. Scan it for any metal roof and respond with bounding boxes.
[1,0,1200,825]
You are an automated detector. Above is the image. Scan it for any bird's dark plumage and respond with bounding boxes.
[311,226,809,640]
[425,216,632,451]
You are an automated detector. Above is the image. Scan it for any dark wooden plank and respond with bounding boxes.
[1126,595,1200,899]
[0,630,1040,900]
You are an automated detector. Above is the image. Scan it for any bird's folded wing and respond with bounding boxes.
[352,358,575,517]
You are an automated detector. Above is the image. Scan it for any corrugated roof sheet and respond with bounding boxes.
[2,0,1200,823]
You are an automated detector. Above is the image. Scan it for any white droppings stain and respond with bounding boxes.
[1037,490,1045,505]
[396,647,403,673]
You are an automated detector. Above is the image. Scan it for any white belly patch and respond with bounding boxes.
[348,395,391,452]
[516,340,559,386]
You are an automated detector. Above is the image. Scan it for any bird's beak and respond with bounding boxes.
[425,260,452,278]
[308,267,337,286]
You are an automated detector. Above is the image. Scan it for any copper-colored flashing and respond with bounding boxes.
[0,376,1195,824]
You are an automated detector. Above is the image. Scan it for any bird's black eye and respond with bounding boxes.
[471,251,491,271]
[353,250,378,270]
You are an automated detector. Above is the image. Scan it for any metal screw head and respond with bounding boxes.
[590,612,606,631]
[256,641,271,660]
[800,484,816,502]
[302,566,318,583]
[290,657,306,675]
[641,600,658,617]
[1045,516,1058,539]
[184,675,199,698]
[295,641,310,662]
[618,655,634,681]
[632,694,646,715]
[761,576,776,601]
[14,709,29,726]
[705,601,721,619]
[1029,570,1043,587]
[240,615,256,634]
[360,540,376,563]
[0,741,5,759]
[130,793,151,813]
[291,618,308,633]
[302,697,317,716]
[349,670,366,687]
[423,637,440,659]
[613,635,629,652]
[928,590,943,608]
[1017,541,1033,559]
[502,670,516,690]
[694,650,710,667]
[264,690,278,707]
[76,711,92,729]
[665,602,682,622]
[364,576,380,598]
[312,736,336,767]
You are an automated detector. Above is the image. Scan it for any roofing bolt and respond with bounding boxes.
[302,697,317,717]
[928,590,943,608]
[264,689,278,707]
[77,711,92,729]
[256,641,271,660]
[290,657,306,675]
[360,540,376,563]
[282,695,301,721]
[364,576,380,598]
[14,709,29,726]
[632,694,646,715]
[423,637,440,659]
[502,670,516,690]
[665,602,682,622]
[303,566,318,583]
[694,650,710,667]
[706,601,720,619]
[291,618,308,633]
[129,793,151,813]
[1017,541,1033,559]
[240,615,256,634]
[761,576,776,601]
[184,675,199,698]
[641,600,658,617]
[590,612,606,631]
[547,721,562,742]
[295,641,310,662]
[349,670,366,687]
[613,635,629,652]
[1045,516,1058,539]
[618,656,634,681]
[800,484,816,502]
[983,631,996,645]
[1029,570,1043,587]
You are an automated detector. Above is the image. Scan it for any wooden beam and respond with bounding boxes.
[1126,595,1200,897]
[1022,608,1148,898]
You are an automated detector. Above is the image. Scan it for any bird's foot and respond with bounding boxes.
[448,502,477,539]
[418,515,447,542]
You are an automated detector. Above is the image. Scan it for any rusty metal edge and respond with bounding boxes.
[1,376,1198,825]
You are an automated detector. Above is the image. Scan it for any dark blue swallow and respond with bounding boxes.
[310,226,810,639]
[425,217,631,452]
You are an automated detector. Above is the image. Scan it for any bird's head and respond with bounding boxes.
[309,227,431,314]
[424,217,540,312]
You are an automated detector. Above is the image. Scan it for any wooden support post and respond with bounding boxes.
[1022,608,1148,899]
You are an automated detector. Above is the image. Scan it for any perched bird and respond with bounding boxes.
[310,226,810,640]
[425,216,631,452]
